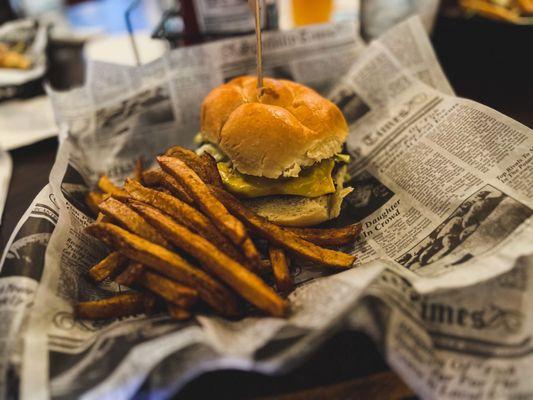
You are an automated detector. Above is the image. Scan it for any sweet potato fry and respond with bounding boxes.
[86,191,104,216]
[141,270,198,308]
[142,169,194,204]
[75,292,155,319]
[89,251,127,282]
[115,262,145,286]
[123,179,248,265]
[86,223,239,317]
[129,201,288,317]
[164,145,218,185]
[158,156,247,246]
[241,237,263,272]
[95,212,107,223]
[141,169,161,186]
[286,224,362,247]
[268,246,294,293]
[167,304,191,320]
[97,175,128,200]
[200,152,223,188]
[210,187,356,269]
[518,0,533,13]
[99,197,170,248]
[165,145,203,166]
[460,0,520,23]
[260,259,272,270]
[116,263,197,310]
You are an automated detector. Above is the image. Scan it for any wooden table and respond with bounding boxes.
[1,14,531,400]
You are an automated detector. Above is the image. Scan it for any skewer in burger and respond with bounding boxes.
[196,76,352,227]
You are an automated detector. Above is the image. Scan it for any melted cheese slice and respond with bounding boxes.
[218,159,336,198]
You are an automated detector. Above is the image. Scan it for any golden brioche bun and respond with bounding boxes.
[200,76,348,178]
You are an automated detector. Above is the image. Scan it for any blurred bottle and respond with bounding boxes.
[291,0,333,26]
[0,2,16,24]
[179,0,277,38]
[180,0,276,34]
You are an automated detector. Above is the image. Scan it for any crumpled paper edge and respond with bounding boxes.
[0,148,12,225]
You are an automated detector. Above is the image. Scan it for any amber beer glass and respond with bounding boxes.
[291,0,334,26]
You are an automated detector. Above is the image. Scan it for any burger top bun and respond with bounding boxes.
[200,76,348,179]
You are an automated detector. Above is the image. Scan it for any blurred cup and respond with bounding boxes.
[291,0,334,26]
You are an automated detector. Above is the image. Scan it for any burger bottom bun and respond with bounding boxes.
[244,187,353,227]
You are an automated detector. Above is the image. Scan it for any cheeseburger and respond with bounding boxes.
[196,76,352,227]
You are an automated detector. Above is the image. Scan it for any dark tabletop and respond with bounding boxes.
[1,13,531,400]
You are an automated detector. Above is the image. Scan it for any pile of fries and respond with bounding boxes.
[0,42,32,70]
[460,0,533,23]
[80,146,361,320]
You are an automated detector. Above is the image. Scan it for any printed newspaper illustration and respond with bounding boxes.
[1,17,531,400]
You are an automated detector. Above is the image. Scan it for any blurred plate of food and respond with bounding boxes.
[0,19,47,100]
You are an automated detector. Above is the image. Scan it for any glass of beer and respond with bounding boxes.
[291,0,334,26]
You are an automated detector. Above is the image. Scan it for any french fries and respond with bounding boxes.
[142,169,194,204]
[80,144,361,322]
[75,292,155,319]
[115,262,145,286]
[123,179,249,266]
[129,201,288,317]
[86,191,105,216]
[89,251,127,282]
[268,246,293,293]
[165,146,222,187]
[210,186,356,269]
[518,0,533,13]
[286,224,362,247]
[99,197,170,248]
[142,169,165,186]
[460,0,520,22]
[158,156,247,246]
[241,237,263,272]
[141,270,198,308]
[200,152,224,188]
[86,223,240,317]
[0,44,32,70]
[166,145,222,188]
[95,212,112,223]
[115,265,198,310]
[98,175,128,200]
[167,304,191,320]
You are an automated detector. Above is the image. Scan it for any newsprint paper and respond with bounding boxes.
[0,148,11,225]
[1,17,532,400]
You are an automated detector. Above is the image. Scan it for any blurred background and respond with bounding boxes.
[1,0,531,153]
[1,0,531,99]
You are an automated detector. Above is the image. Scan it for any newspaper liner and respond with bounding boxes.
[1,17,532,400]
[0,149,11,224]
